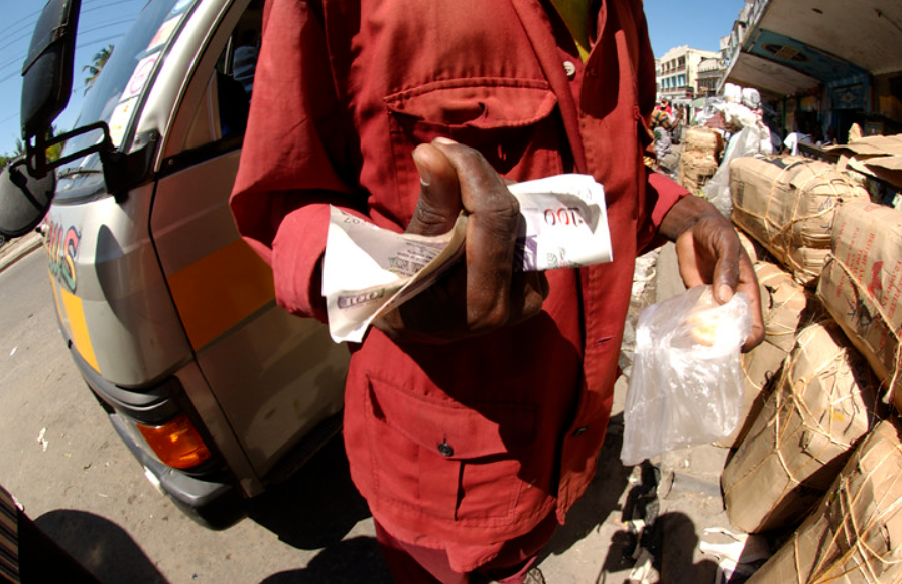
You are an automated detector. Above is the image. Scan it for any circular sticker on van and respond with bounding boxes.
[122,53,159,101]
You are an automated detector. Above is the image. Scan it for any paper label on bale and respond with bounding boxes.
[722,322,883,534]
[746,418,902,584]
[730,156,869,287]
[817,202,902,413]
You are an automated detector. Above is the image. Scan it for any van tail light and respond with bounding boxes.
[137,414,212,469]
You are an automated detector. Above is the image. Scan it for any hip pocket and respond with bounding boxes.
[364,372,539,524]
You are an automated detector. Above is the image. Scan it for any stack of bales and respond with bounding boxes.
[715,148,902,582]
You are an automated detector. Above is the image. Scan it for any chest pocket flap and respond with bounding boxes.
[385,78,557,130]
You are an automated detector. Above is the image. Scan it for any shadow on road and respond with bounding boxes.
[248,433,370,548]
[35,508,168,584]
[247,433,393,582]
[259,536,393,584]
[540,414,634,564]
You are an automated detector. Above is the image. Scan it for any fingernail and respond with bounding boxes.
[412,152,431,187]
[434,136,457,145]
[717,284,734,303]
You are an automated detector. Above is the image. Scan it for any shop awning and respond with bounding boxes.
[722,0,902,96]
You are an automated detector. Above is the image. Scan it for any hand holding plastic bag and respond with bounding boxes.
[621,285,752,466]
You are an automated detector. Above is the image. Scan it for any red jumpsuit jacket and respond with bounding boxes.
[231,0,687,572]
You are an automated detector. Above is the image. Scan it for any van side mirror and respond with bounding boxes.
[21,0,81,143]
[0,158,56,239]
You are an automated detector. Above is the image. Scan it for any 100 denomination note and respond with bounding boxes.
[323,174,612,343]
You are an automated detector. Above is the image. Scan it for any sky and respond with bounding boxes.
[0,0,747,158]
[0,0,146,158]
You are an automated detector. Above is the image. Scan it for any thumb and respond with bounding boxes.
[406,142,464,236]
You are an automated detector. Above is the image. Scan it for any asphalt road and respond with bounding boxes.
[0,251,392,584]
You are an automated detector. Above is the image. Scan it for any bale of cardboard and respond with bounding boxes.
[722,321,884,533]
[714,262,807,448]
[684,126,724,158]
[678,151,719,194]
[736,229,761,265]
[730,156,870,287]
[817,201,902,414]
[714,338,787,449]
[745,417,902,584]
[756,262,808,352]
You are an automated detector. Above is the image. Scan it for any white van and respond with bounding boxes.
[0,0,349,529]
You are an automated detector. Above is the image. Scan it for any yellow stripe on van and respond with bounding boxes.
[166,239,275,351]
[48,272,65,326]
[57,286,101,373]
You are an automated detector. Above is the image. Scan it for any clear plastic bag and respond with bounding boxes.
[621,285,752,465]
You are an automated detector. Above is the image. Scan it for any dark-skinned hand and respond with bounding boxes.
[659,194,766,352]
[373,138,549,343]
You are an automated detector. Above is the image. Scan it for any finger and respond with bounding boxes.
[708,219,741,304]
[737,250,766,351]
[406,143,464,236]
[507,272,550,325]
[430,139,522,327]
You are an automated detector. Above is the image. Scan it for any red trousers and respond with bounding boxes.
[374,514,557,584]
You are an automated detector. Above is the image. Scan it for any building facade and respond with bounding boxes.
[656,46,722,104]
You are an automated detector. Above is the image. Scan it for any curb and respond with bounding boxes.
[0,231,43,274]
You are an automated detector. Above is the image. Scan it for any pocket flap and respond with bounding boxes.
[385,78,557,130]
[366,374,538,460]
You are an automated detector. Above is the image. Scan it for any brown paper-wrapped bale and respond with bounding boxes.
[714,339,787,449]
[756,262,807,352]
[678,151,719,194]
[730,156,870,287]
[817,202,902,414]
[722,322,883,533]
[684,126,724,157]
[736,229,760,265]
[714,263,804,448]
[746,418,902,584]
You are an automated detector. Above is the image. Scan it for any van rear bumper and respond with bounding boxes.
[68,347,246,530]
[108,412,245,530]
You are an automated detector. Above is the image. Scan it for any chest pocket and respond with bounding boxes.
[384,78,564,225]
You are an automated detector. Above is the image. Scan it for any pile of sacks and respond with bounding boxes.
[678,127,723,195]
[678,83,776,217]
[712,150,902,582]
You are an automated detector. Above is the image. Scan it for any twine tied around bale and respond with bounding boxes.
[733,160,856,282]
[723,328,881,529]
[795,436,902,583]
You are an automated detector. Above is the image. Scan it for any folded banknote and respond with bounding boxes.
[322,174,612,342]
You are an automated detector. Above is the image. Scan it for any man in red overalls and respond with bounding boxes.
[230,1,764,582]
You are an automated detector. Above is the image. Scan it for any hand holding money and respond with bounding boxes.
[375,138,549,343]
[322,138,613,343]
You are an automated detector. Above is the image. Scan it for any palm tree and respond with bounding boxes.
[83,44,114,95]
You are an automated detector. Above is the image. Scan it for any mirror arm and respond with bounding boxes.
[26,122,156,204]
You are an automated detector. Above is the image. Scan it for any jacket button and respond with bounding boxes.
[437,442,454,457]
[572,425,589,436]
[563,60,577,79]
